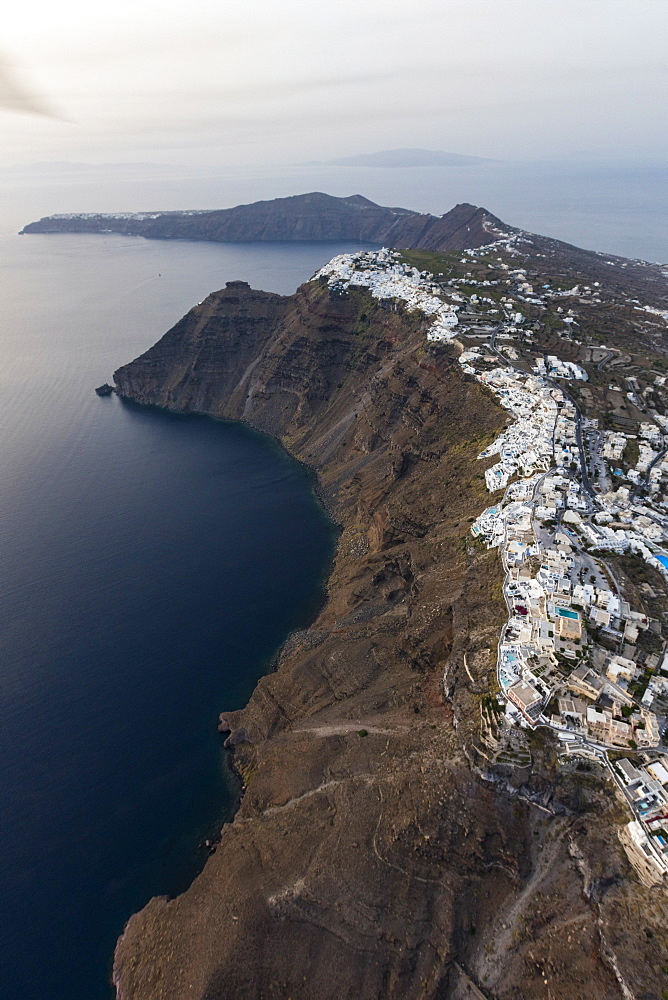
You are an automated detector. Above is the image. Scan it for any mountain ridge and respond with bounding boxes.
[20,194,514,251]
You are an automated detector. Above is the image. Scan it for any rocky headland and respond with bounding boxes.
[111,213,668,999]
[20,194,512,251]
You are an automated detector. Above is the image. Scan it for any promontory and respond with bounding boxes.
[20,193,512,250]
[107,202,668,999]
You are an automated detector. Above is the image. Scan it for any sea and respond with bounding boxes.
[0,232,369,1000]
[0,161,665,1000]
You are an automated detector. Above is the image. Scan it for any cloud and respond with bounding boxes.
[1,0,666,166]
[0,52,62,118]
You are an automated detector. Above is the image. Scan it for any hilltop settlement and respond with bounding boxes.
[317,240,668,884]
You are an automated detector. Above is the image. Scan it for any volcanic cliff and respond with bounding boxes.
[111,263,668,999]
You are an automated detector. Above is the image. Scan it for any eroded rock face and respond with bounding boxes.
[112,279,668,1000]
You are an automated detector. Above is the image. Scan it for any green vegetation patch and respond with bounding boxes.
[397,250,459,277]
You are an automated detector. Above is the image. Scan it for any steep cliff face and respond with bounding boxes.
[111,276,667,1000]
[114,281,290,417]
[21,195,513,251]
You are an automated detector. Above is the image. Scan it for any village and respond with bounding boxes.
[316,245,668,882]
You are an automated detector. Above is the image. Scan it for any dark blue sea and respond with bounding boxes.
[0,235,374,1000]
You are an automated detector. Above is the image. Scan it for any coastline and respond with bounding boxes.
[110,261,667,999]
[109,273,523,999]
[113,394,343,838]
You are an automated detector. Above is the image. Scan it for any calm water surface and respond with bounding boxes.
[0,235,373,1000]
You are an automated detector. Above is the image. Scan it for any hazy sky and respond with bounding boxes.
[1,0,666,168]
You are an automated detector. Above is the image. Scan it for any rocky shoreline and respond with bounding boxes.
[110,234,667,998]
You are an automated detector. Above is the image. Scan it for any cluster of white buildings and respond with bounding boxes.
[313,245,668,881]
[602,431,628,461]
[325,248,668,884]
[616,758,668,883]
[473,369,562,490]
[315,247,668,754]
[534,356,588,381]
[472,469,665,746]
[500,418,668,585]
[635,422,667,482]
[464,362,583,493]
[463,353,668,747]
[601,426,661,483]
[315,249,460,343]
[583,485,668,579]
[596,424,667,494]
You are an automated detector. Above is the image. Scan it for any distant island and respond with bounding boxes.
[20,194,512,251]
[304,147,493,168]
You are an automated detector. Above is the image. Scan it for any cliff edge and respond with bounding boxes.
[111,266,666,1000]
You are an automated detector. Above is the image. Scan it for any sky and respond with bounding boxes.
[1,0,667,170]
